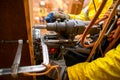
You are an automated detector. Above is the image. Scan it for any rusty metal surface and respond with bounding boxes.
[0,0,33,80]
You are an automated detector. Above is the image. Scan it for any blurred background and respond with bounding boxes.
[32,0,70,24]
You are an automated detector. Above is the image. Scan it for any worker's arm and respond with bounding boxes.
[67,44,120,80]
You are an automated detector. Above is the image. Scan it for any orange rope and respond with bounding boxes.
[80,0,107,48]
[107,29,115,41]
[23,64,60,80]
[95,16,108,25]
[113,19,120,38]
[104,18,120,53]
[105,34,120,53]
[86,0,120,62]
[95,7,113,25]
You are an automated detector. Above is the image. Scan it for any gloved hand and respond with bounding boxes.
[45,11,70,23]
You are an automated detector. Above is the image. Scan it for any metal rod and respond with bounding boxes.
[44,39,78,43]
[41,36,49,65]
[33,24,47,29]
[0,65,48,76]
[11,39,23,77]
[0,40,28,44]
[105,15,118,36]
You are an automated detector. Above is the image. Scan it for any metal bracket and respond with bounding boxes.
[0,36,49,76]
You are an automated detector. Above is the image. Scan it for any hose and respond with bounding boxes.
[80,0,107,48]
[86,0,120,61]
[104,18,120,53]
